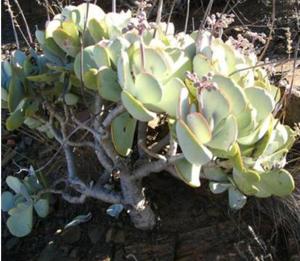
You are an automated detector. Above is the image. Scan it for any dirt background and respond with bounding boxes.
[1,0,300,260]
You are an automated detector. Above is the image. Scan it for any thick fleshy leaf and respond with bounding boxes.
[158,78,185,116]
[71,3,105,31]
[236,107,257,138]
[45,19,61,38]
[232,168,259,195]
[104,10,132,38]
[192,30,212,58]
[106,204,124,218]
[212,75,247,115]
[174,158,201,187]
[8,76,25,112]
[212,39,236,75]
[209,182,231,194]
[52,30,79,57]
[1,191,15,212]
[193,53,215,78]
[83,68,98,90]
[132,48,171,81]
[107,37,130,66]
[35,30,45,45]
[23,57,38,77]
[6,176,31,201]
[176,120,212,165]
[2,61,12,90]
[200,87,230,127]
[117,50,135,91]
[88,18,108,42]
[44,38,66,59]
[97,67,121,102]
[24,117,43,129]
[238,115,272,145]
[23,175,43,194]
[264,124,295,156]
[13,194,26,206]
[207,115,237,151]
[186,112,212,144]
[121,91,156,122]
[171,54,192,80]
[2,60,12,78]
[255,169,294,198]
[7,202,33,237]
[64,93,79,105]
[252,124,273,158]
[178,33,195,58]
[166,47,182,62]
[6,109,25,131]
[34,198,49,218]
[74,44,110,79]
[244,87,275,121]
[11,50,26,67]
[228,186,247,209]
[135,72,163,105]
[202,166,228,182]
[177,88,190,120]
[111,112,137,156]
[52,21,80,57]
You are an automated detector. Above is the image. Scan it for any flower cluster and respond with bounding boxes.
[207,13,235,36]
[186,71,217,93]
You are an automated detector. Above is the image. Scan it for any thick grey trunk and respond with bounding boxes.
[120,171,156,230]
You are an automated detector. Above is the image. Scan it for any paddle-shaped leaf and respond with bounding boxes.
[111,112,137,156]
[176,120,212,165]
[174,158,201,187]
[186,112,212,144]
[135,72,163,105]
[7,202,33,237]
[97,67,122,102]
[121,91,156,122]
[34,198,49,218]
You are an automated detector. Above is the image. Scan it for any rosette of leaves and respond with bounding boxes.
[174,76,242,187]
[1,171,49,237]
[174,30,296,205]
[191,31,280,100]
[232,120,295,198]
[117,37,192,121]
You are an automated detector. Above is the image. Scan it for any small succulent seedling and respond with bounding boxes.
[1,169,49,237]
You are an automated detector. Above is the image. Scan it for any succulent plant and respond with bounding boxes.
[1,170,49,237]
[2,2,297,228]
[173,30,295,206]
